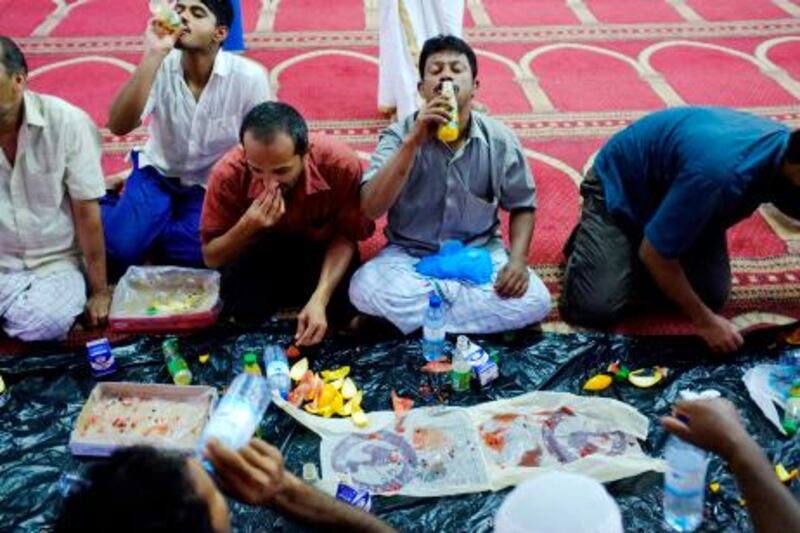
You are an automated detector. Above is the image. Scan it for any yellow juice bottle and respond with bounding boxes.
[150,0,182,34]
[437,81,459,142]
[243,352,262,376]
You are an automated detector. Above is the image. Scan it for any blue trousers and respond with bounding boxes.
[101,153,205,276]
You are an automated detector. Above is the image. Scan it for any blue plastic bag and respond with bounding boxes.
[415,240,493,284]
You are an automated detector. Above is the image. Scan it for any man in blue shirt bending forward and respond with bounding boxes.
[561,107,800,353]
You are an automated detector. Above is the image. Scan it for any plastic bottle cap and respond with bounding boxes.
[244,352,257,365]
[783,418,798,435]
[429,293,442,308]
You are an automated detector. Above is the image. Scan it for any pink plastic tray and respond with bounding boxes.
[69,382,217,457]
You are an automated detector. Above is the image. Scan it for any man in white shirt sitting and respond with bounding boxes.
[102,0,270,275]
[0,36,110,341]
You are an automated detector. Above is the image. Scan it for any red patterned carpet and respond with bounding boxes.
[4,0,800,339]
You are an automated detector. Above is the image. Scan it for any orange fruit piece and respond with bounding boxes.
[286,345,302,359]
[582,374,612,391]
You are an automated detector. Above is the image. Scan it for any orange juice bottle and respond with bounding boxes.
[437,81,459,142]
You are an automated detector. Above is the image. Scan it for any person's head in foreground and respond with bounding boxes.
[57,437,295,533]
[494,471,623,533]
[772,129,800,220]
[56,443,231,533]
[417,34,479,113]
[239,101,309,198]
[170,0,233,51]
[0,36,27,116]
[56,437,393,533]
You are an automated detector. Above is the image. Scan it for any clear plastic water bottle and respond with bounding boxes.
[263,345,291,400]
[663,435,709,531]
[199,373,270,453]
[422,293,446,362]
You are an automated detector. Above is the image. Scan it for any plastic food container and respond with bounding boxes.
[69,382,218,457]
[109,266,221,332]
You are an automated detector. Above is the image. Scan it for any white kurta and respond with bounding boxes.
[0,91,104,341]
[0,269,86,341]
[378,0,464,119]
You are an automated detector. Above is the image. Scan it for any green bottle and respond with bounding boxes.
[243,352,262,376]
[450,336,472,392]
[162,336,192,386]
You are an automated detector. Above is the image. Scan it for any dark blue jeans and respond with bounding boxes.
[101,152,205,278]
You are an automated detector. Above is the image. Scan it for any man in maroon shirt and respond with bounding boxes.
[201,102,374,346]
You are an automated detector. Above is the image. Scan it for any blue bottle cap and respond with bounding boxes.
[429,293,442,307]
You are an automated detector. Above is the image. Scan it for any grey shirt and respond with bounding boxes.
[363,111,536,256]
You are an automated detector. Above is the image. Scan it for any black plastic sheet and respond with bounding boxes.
[1,322,798,532]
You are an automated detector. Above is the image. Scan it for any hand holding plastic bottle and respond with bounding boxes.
[662,398,800,533]
[203,437,289,506]
[660,398,752,461]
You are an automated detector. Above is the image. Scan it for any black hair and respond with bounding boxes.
[55,446,215,533]
[239,101,309,155]
[0,36,28,76]
[200,0,234,28]
[418,34,478,81]
[786,130,800,165]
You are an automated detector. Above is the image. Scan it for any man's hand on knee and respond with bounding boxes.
[85,288,112,328]
[494,258,529,298]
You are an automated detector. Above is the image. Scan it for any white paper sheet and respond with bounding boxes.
[276,391,663,497]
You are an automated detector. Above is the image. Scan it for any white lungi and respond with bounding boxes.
[378,0,465,119]
[0,268,86,341]
[349,243,551,335]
